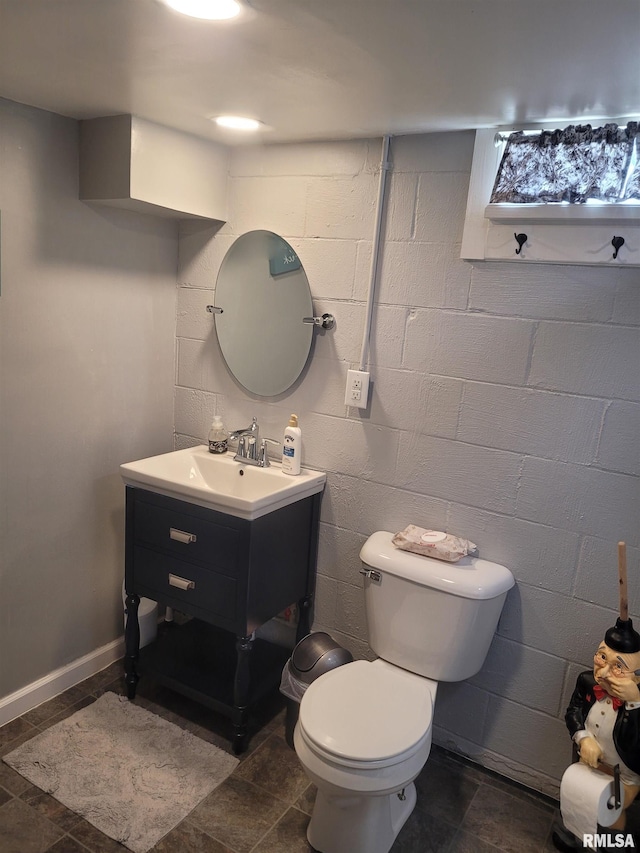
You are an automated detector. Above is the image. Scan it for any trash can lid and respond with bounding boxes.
[291,632,352,680]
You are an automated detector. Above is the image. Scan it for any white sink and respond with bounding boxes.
[120,445,326,520]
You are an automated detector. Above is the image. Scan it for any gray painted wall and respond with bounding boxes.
[0,98,177,697]
[176,134,640,796]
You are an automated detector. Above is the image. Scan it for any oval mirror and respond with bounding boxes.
[214,230,314,396]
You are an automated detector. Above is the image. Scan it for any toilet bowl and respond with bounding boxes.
[293,531,514,853]
[294,659,437,853]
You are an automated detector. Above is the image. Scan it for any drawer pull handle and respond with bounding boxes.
[170,528,197,544]
[168,573,195,591]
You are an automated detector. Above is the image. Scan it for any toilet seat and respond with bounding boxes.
[298,659,435,769]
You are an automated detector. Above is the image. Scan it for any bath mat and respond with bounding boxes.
[3,691,238,853]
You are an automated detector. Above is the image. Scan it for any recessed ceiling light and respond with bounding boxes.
[161,0,241,20]
[214,115,263,131]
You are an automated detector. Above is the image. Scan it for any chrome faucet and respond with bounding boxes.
[229,417,279,467]
[229,417,260,461]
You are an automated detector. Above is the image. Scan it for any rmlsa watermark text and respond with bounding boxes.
[583,833,635,849]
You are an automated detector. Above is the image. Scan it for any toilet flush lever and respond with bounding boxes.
[359,568,381,582]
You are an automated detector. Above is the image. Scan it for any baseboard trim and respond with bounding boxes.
[0,636,125,727]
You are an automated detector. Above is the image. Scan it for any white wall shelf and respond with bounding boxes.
[485,203,640,225]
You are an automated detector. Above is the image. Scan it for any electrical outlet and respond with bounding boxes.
[345,369,370,409]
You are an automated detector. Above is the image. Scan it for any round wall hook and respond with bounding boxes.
[612,235,625,259]
[514,233,528,255]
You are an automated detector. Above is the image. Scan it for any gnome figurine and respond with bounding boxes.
[553,544,640,852]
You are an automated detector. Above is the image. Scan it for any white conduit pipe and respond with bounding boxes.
[359,134,392,371]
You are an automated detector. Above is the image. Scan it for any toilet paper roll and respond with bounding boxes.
[560,763,622,840]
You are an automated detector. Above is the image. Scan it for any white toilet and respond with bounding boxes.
[294,530,514,853]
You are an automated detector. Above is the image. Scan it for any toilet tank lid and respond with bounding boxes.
[360,531,514,600]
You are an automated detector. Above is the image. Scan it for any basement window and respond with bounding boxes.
[491,123,640,205]
[461,119,640,265]
[486,121,640,222]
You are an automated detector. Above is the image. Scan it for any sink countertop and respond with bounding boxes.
[120,445,326,520]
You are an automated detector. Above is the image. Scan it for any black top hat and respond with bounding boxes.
[605,618,640,654]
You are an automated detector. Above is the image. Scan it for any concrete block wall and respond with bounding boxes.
[176,131,640,797]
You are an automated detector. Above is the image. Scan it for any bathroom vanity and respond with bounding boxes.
[122,469,323,753]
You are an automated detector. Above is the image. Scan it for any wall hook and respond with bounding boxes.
[612,236,625,259]
[514,233,528,255]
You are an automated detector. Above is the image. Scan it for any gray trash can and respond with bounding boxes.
[280,631,353,748]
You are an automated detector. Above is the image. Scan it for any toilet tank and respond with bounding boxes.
[360,531,514,682]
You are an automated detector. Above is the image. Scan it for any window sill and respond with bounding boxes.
[485,203,640,224]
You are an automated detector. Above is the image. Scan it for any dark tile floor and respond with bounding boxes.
[0,659,635,853]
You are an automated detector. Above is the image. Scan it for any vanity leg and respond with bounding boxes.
[232,634,254,754]
[124,593,140,700]
[296,491,320,644]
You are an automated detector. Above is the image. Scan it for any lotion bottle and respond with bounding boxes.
[208,415,228,454]
[282,414,301,475]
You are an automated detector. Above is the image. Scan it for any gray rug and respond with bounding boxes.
[3,691,238,853]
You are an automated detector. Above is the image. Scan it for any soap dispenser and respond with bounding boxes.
[208,415,228,454]
[282,414,301,475]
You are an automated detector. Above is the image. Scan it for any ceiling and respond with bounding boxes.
[0,0,639,146]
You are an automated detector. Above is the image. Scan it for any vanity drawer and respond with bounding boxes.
[133,546,237,620]
[133,497,240,576]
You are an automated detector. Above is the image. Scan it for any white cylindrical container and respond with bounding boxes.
[282,413,302,475]
[208,415,228,454]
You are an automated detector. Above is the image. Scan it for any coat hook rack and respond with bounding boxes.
[612,236,625,259]
[514,233,528,255]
